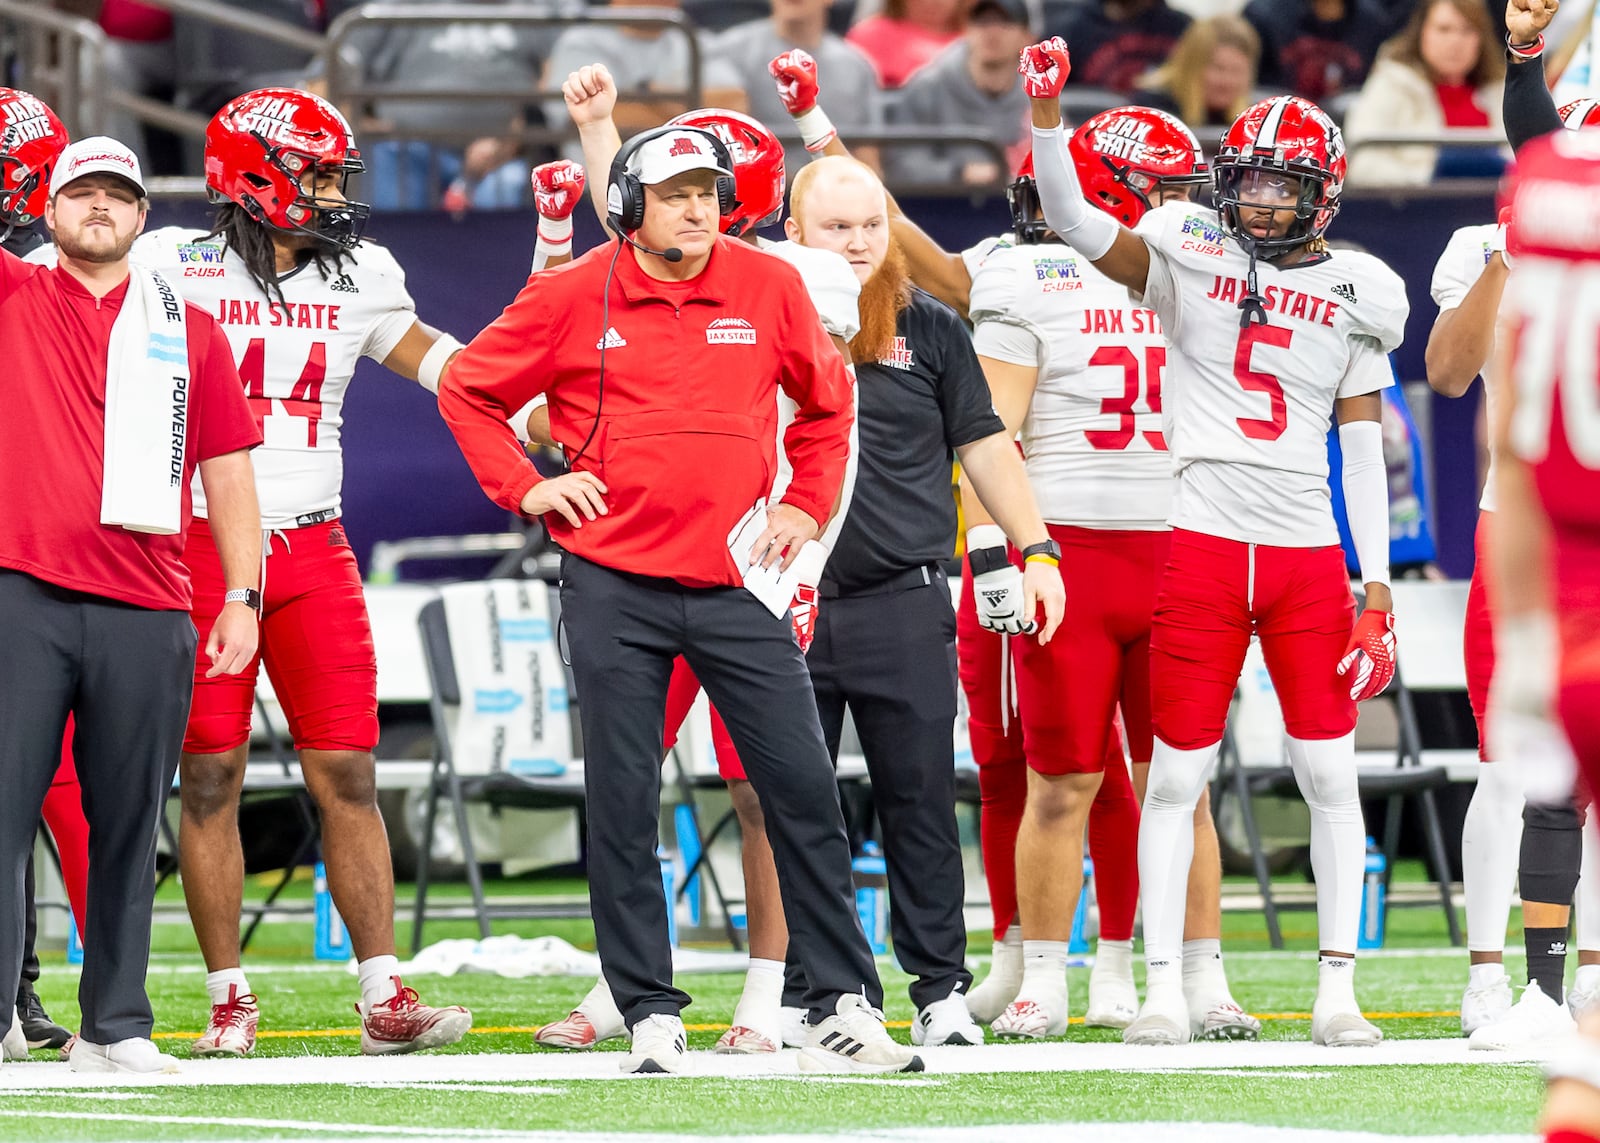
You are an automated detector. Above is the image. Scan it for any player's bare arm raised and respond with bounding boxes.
[1020,38,1152,293]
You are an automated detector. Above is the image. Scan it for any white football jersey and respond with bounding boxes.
[961,233,1013,280]
[131,227,419,529]
[969,241,1171,530]
[1430,222,1505,513]
[757,238,861,551]
[1134,203,1407,547]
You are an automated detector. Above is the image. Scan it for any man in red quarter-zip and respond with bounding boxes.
[440,126,920,1078]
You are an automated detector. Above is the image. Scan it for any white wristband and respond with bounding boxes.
[793,106,838,153]
[538,215,573,244]
[417,332,465,394]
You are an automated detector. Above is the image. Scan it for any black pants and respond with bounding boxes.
[559,554,882,1027]
[786,567,971,1013]
[21,854,39,994]
[0,572,196,1043]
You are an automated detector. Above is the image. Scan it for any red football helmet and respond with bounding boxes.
[204,87,370,249]
[0,88,68,229]
[668,108,784,237]
[1560,98,1600,129]
[1007,149,1048,244]
[1213,95,1346,253]
[1067,106,1210,227]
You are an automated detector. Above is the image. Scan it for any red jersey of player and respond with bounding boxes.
[1024,37,1404,1047]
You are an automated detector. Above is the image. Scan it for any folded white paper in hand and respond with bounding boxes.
[727,500,829,618]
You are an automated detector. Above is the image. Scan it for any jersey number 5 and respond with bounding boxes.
[238,338,328,447]
[1234,323,1293,441]
[1085,345,1167,451]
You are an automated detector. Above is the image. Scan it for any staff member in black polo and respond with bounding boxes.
[440,125,921,1076]
[783,155,1065,1048]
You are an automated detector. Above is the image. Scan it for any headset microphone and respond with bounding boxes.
[605,217,683,263]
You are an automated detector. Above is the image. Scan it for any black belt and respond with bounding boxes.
[293,509,338,527]
[819,563,943,600]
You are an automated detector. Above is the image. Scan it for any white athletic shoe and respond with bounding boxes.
[965,936,1023,1024]
[1568,976,1600,1021]
[622,1013,687,1074]
[911,990,984,1046]
[2,1012,27,1060]
[1123,980,1189,1045]
[1085,963,1139,1030]
[69,1037,181,1075]
[779,1005,809,1049]
[1311,999,1383,1047]
[714,1025,779,1054]
[1191,999,1262,1041]
[800,994,924,1074]
[1461,970,1515,1037]
[992,996,1069,1039]
[1469,982,1576,1052]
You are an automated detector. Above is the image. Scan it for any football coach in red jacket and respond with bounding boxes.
[441,125,919,1076]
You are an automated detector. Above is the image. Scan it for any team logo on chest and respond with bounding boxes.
[879,337,914,371]
[706,317,757,345]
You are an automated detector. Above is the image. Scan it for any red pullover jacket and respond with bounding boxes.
[441,236,854,588]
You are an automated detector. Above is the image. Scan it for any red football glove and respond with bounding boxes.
[531,160,587,222]
[1018,37,1072,99]
[769,49,821,117]
[1337,610,1397,701]
[789,582,820,654]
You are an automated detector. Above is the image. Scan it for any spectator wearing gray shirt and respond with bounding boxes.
[543,0,747,154]
[712,0,884,175]
[888,0,1035,189]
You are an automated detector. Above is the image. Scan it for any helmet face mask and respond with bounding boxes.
[1007,152,1047,244]
[206,88,372,251]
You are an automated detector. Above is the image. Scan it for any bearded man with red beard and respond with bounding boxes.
[780,154,1064,1047]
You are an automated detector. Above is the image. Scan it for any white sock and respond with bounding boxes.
[357,955,402,1009]
[1138,739,1219,968]
[205,968,251,1007]
[1462,761,1524,954]
[1182,938,1229,1002]
[730,958,785,1039]
[1093,938,1133,978]
[1469,961,1510,988]
[1317,954,1359,1010]
[1287,733,1366,955]
[1018,940,1070,1002]
[1579,817,1600,953]
[578,976,625,1032]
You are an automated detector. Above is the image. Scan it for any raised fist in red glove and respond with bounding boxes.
[789,582,820,654]
[769,49,821,117]
[1018,37,1072,99]
[531,160,587,221]
[1337,609,1397,701]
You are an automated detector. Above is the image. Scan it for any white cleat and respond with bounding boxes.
[911,990,984,1046]
[800,994,924,1074]
[714,1025,779,1054]
[1190,999,1261,1041]
[992,996,1069,1039]
[1461,970,1514,1037]
[1311,1001,1383,1047]
[69,1037,181,1075]
[779,1005,809,1049]
[2,1012,27,1061]
[1085,965,1138,1030]
[1123,982,1190,1046]
[622,1013,687,1074]
[1469,982,1576,1052]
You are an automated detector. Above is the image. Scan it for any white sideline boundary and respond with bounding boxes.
[0,1038,1544,1090]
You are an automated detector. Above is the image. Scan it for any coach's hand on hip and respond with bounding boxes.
[206,601,259,678]
[750,503,820,571]
[521,471,610,528]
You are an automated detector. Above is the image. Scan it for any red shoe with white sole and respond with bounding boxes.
[358,978,471,1055]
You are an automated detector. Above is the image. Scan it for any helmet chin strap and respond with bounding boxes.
[1239,247,1269,328]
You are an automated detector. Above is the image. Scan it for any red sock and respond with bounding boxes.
[1546,1130,1600,1143]
[42,732,89,932]
[1089,746,1140,942]
[971,719,1026,940]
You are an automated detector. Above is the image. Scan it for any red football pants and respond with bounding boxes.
[1465,513,1495,761]
[957,555,1138,942]
[1555,540,1600,801]
[662,656,745,780]
[44,719,89,931]
[183,518,378,754]
[1151,529,1358,750]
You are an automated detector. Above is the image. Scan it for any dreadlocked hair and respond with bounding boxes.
[206,202,354,309]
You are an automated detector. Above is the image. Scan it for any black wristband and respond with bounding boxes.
[967,545,1011,576]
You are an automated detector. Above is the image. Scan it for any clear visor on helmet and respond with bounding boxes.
[1231,168,1305,209]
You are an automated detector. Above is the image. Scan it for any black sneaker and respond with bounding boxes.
[18,984,70,1051]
